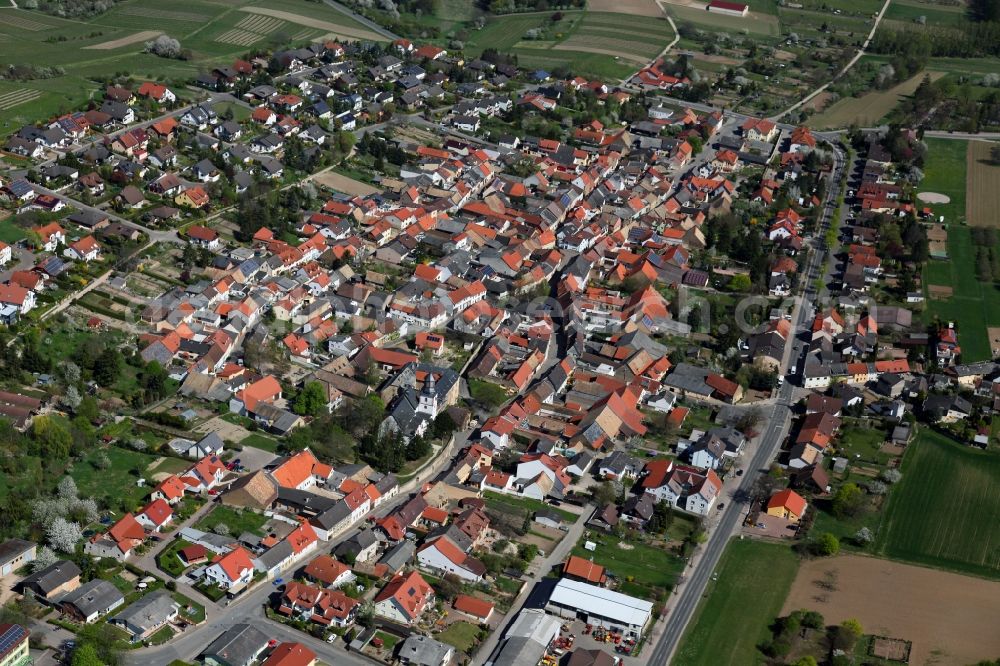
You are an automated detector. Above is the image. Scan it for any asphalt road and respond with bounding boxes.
[645,142,846,665]
[124,426,470,665]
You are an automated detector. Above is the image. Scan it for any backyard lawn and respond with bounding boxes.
[173,593,206,623]
[569,533,685,597]
[71,445,161,513]
[437,621,481,653]
[195,505,268,537]
[241,432,280,453]
[483,491,577,523]
[673,539,800,666]
[876,428,1000,579]
[156,539,194,578]
[836,424,891,465]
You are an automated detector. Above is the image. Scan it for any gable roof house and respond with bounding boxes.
[374,570,434,625]
[60,579,125,623]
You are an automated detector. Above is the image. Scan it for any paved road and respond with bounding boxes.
[124,424,470,664]
[322,0,399,40]
[478,505,593,664]
[645,142,846,665]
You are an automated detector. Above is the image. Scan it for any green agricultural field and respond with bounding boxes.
[674,539,800,666]
[464,10,668,81]
[922,225,1000,362]
[664,3,781,36]
[919,139,1000,362]
[0,0,383,134]
[885,0,970,28]
[876,429,1000,579]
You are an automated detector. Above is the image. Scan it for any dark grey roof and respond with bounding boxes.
[110,590,178,635]
[201,624,269,666]
[398,635,453,666]
[334,528,379,560]
[378,540,415,573]
[255,540,293,571]
[0,539,34,566]
[19,560,81,596]
[60,579,124,617]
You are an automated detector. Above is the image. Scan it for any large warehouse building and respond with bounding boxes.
[545,579,654,636]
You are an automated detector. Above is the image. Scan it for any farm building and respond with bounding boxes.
[707,0,749,16]
[545,578,653,636]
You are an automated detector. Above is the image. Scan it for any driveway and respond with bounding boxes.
[478,505,593,662]
[0,246,36,283]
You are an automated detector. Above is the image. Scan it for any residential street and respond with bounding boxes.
[477,505,592,663]
[644,140,846,666]
[123,424,471,665]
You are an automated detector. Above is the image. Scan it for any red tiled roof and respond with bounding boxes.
[453,594,494,619]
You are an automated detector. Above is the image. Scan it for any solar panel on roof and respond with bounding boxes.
[0,624,28,656]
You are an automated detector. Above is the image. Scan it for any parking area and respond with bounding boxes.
[231,444,277,473]
[742,514,799,539]
[556,618,640,659]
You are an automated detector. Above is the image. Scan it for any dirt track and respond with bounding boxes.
[83,30,161,50]
[782,555,1000,666]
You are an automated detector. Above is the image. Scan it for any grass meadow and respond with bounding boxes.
[919,139,1000,361]
[876,429,1000,579]
[673,539,800,666]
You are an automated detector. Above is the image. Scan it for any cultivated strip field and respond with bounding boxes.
[118,6,209,21]
[2,11,51,30]
[556,11,675,63]
[553,40,653,63]
[83,30,162,50]
[782,555,1000,666]
[587,0,663,15]
[216,16,287,46]
[809,71,945,130]
[235,15,285,34]
[0,89,41,110]
[877,429,1000,578]
[967,140,1000,228]
[238,7,383,41]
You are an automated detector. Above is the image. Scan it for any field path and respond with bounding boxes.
[772,0,893,122]
[620,1,680,84]
[238,6,383,41]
